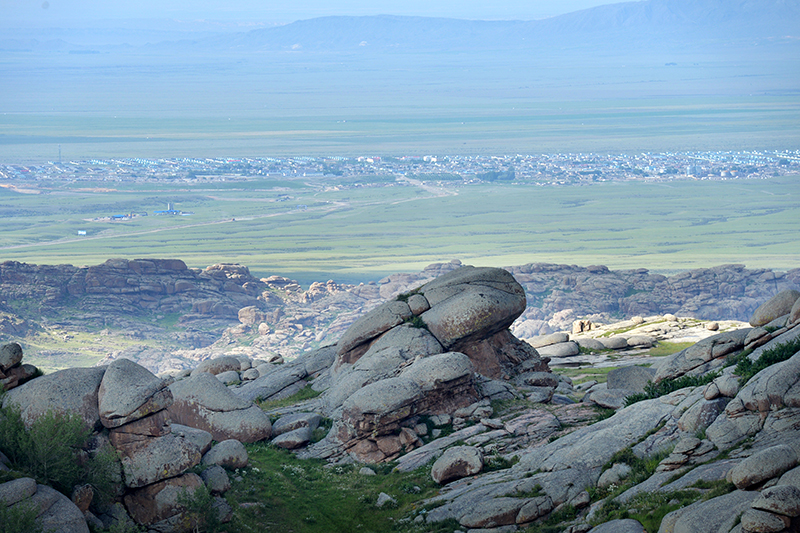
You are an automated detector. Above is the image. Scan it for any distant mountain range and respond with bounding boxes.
[4,0,799,54]
[195,0,800,54]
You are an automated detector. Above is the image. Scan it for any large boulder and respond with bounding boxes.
[191,356,243,376]
[729,445,798,489]
[658,489,758,533]
[750,290,800,327]
[98,358,173,429]
[335,300,413,364]
[2,366,106,430]
[110,432,201,489]
[431,446,484,484]
[420,266,526,351]
[0,342,23,371]
[168,372,271,443]
[30,484,90,533]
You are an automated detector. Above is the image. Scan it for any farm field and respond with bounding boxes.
[0,174,797,285]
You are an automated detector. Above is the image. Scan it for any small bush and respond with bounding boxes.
[178,485,224,533]
[0,501,42,533]
[734,337,800,385]
[0,404,121,502]
[625,371,720,407]
[0,405,92,493]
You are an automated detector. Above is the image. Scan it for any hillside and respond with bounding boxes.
[2,265,800,533]
[1,258,798,373]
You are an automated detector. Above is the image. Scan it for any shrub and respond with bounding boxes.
[0,501,42,533]
[624,371,720,407]
[734,337,800,385]
[0,404,120,499]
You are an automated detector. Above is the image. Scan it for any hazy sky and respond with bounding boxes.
[2,0,626,26]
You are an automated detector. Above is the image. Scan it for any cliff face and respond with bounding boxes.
[1,258,798,374]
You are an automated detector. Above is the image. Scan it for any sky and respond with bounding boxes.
[1,0,627,27]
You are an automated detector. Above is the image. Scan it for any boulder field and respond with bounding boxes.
[2,268,800,533]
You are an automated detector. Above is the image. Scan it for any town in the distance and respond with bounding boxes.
[2,149,798,185]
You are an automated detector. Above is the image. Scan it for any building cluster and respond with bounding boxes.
[0,150,797,186]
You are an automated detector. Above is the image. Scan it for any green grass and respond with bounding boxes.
[0,175,797,285]
[256,384,322,411]
[647,342,695,357]
[624,372,720,406]
[220,443,445,533]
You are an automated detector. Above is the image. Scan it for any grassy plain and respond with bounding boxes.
[0,175,797,285]
[1,45,799,162]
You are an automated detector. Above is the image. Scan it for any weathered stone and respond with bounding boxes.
[537,341,580,358]
[32,484,91,533]
[529,333,570,349]
[0,342,23,371]
[626,335,654,348]
[431,446,484,484]
[168,372,271,443]
[655,328,750,382]
[601,337,628,350]
[527,387,555,403]
[730,445,798,489]
[123,472,204,527]
[751,484,800,517]
[2,366,106,430]
[192,356,243,376]
[202,439,248,469]
[598,463,633,489]
[0,477,37,506]
[740,508,790,532]
[112,432,201,488]
[215,370,241,385]
[419,267,526,351]
[585,389,638,410]
[677,397,729,433]
[659,489,758,533]
[516,372,559,388]
[111,409,171,437]
[516,495,554,524]
[200,465,231,494]
[407,293,430,315]
[272,427,314,449]
[170,423,214,455]
[335,300,412,361]
[750,290,800,327]
[790,296,800,326]
[98,358,172,428]
[607,366,656,392]
[575,337,606,351]
[272,412,323,437]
